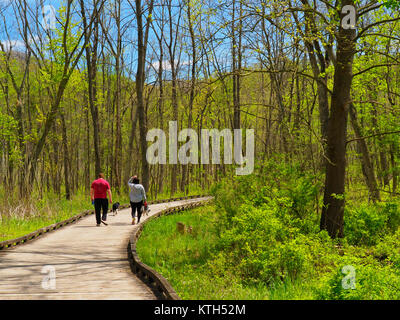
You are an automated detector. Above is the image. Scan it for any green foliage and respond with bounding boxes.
[211,161,400,297]
[344,202,400,246]
[0,113,22,165]
[316,263,400,300]
[137,158,400,299]
[382,0,400,9]
[42,4,83,86]
[212,158,321,234]
[374,228,400,269]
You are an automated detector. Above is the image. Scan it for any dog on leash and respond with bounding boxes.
[142,202,150,217]
[112,202,120,215]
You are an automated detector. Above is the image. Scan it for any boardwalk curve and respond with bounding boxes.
[0,196,210,300]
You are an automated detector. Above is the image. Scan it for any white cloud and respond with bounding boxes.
[0,39,26,51]
[0,36,40,52]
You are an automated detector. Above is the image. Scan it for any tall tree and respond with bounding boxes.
[80,0,103,177]
[133,0,154,192]
[164,0,183,194]
[27,0,104,188]
[319,0,357,238]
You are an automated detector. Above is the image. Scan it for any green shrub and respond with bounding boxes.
[316,263,400,300]
[345,202,400,246]
[138,157,400,299]
[374,228,400,269]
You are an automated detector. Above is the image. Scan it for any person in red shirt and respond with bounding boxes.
[90,173,112,226]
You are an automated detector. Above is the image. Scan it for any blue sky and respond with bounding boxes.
[0,0,267,84]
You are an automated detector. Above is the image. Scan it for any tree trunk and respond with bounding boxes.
[113,0,122,192]
[231,0,241,130]
[60,111,71,200]
[349,103,380,202]
[126,99,139,186]
[390,144,398,194]
[134,0,154,192]
[320,1,356,238]
[80,0,102,176]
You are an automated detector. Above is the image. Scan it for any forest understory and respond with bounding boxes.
[137,160,400,299]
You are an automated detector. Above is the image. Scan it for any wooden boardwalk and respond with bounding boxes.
[0,198,207,300]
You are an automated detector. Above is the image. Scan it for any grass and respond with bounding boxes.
[137,206,217,269]
[136,205,293,300]
[136,203,400,300]
[136,205,223,299]
[0,192,95,241]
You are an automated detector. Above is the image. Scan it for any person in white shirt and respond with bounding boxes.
[128,175,147,225]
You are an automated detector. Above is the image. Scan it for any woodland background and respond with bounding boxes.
[0,0,399,240]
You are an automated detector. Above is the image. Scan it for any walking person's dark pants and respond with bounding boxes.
[130,201,143,223]
[94,198,108,224]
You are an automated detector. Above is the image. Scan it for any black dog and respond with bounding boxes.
[112,202,120,215]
